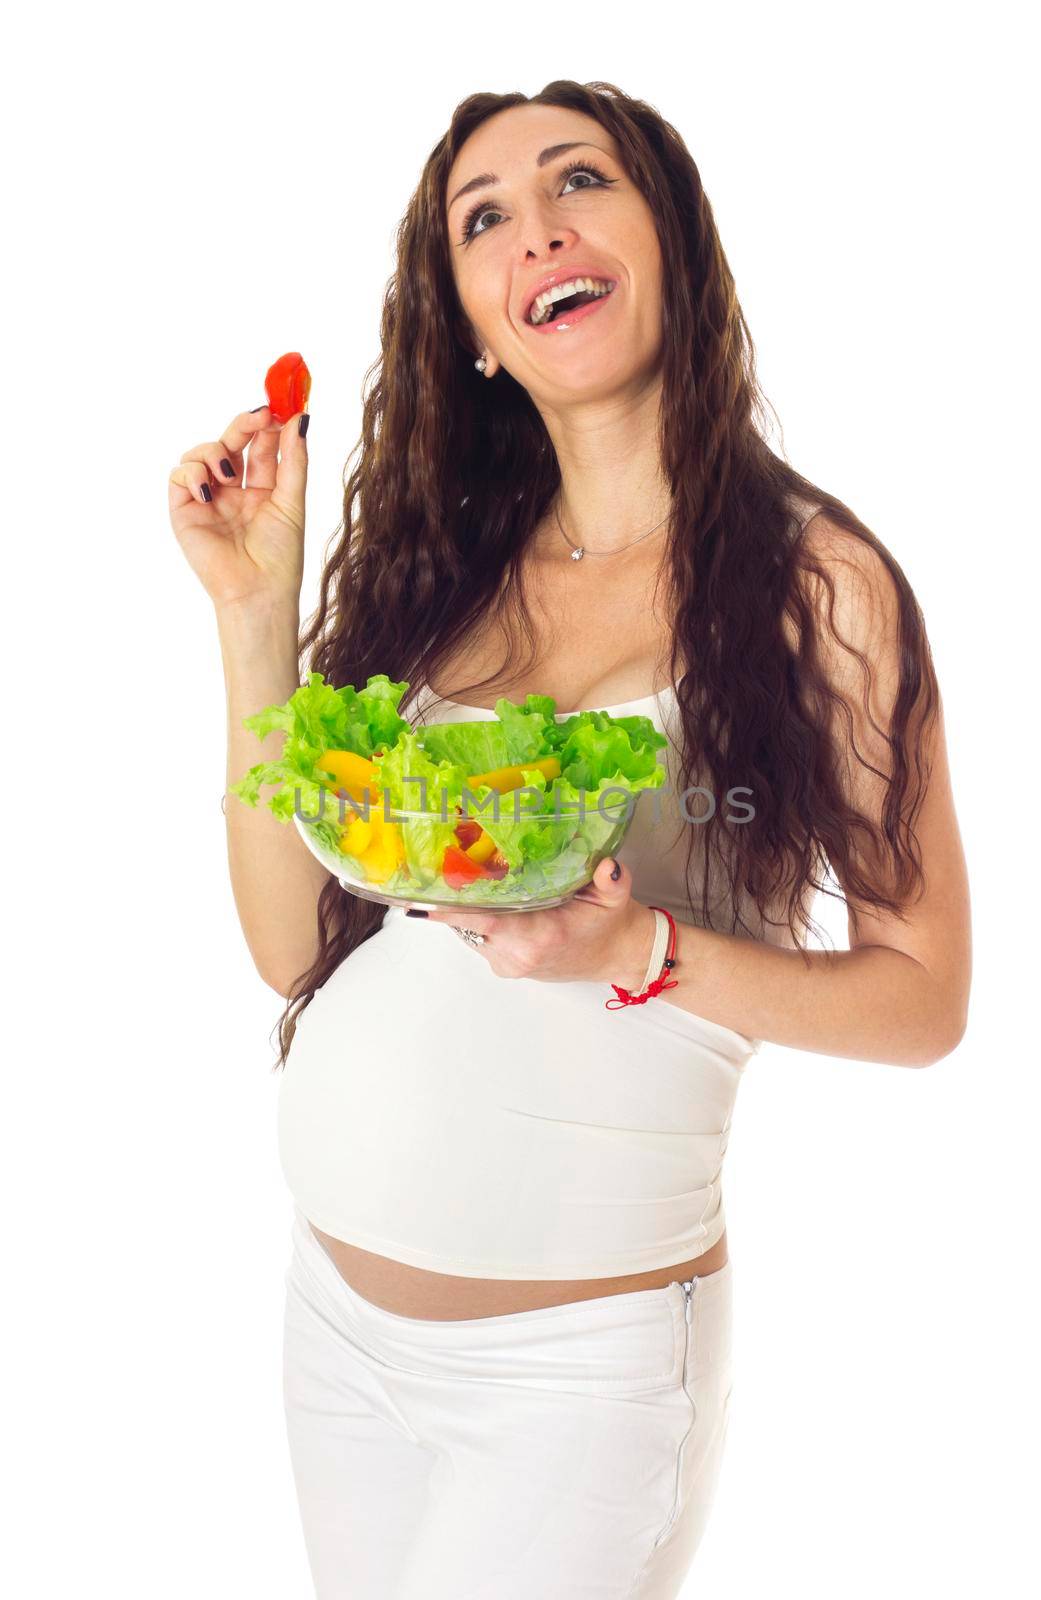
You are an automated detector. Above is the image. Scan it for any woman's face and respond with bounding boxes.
[445,104,665,401]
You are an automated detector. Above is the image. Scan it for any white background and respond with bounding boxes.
[4,1,1037,1594]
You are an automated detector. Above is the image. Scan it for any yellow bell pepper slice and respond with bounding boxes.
[339,815,374,857]
[316,748,380,803]
[465,830,499,865]
[465,755,560,794]
[351,803,407,884]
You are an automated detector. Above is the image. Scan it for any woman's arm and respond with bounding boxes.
[220,598,333,996]
[649,516,972,1066]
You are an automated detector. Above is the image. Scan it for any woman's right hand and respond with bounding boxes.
[167,404,309,613]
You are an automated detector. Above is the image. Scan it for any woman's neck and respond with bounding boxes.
[533,384,674,559]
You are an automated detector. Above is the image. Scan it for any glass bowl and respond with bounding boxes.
[291,786,645,912]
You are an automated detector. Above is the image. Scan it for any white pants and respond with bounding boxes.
[282,1203,734,1599]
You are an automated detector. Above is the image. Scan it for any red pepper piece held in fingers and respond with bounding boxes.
[264,353,312,425]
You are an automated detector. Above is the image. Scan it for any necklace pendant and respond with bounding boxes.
[570,546,584,561]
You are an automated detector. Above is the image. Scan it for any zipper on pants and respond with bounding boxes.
[653,1278,699,1550]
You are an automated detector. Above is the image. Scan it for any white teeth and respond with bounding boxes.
[528,277,613,326]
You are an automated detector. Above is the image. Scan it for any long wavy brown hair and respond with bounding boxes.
[265,78,939,1073]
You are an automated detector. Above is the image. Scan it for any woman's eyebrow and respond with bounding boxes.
[447,141,612,213]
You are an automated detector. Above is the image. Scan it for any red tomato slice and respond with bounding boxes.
[454,818,483,849]
[264,352,312,424]
[442,843,487,889]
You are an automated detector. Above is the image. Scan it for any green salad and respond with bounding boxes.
[229,672,667,905]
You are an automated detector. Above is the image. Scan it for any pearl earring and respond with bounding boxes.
[474,355,488,373]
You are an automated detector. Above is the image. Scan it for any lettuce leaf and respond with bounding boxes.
[228,671,410,820]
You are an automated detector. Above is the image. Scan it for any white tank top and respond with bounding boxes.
[277,678,810,1279]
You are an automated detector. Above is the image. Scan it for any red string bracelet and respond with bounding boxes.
[605,905,680,1009]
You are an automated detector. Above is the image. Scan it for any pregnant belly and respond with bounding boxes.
[280,911,749,1317]
[306,1219,730,1321]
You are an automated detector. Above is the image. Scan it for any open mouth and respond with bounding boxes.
[525,280,617,327]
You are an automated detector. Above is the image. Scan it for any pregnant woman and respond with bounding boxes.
[168,81,971,1600]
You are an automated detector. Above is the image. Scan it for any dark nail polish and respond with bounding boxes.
[405,908,429,917]
[610,860,621,880]
[220,458,235,478]
[200,482,213,502]
[249,405,265,413]
[299,412,310,438]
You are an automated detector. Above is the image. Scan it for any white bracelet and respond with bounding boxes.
[639,909,671,993]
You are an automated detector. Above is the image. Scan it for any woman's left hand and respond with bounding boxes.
[420,856,656,988]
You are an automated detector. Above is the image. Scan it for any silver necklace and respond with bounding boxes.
[554,498,672,561]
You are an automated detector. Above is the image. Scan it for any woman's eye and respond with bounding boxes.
[460,164,614,242]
